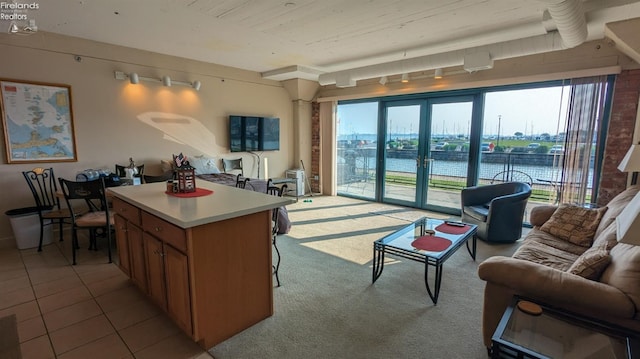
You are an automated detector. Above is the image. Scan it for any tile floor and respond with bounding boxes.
[0,233,214,359]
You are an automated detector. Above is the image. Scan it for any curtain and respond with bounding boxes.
[559,76,608,204]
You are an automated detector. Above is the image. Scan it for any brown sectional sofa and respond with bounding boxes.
[477,185,640,348]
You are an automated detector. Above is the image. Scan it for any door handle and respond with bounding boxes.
[416,155,421,168]
[424,158,433,168]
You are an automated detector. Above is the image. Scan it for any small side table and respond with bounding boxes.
[491,296,639,358]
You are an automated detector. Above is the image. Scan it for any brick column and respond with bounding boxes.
[310,101,320,193]
[598,69,640,205]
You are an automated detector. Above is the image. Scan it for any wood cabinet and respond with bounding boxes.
[142,219,192,336]
[113,198,147,292]
[111,191,275,350]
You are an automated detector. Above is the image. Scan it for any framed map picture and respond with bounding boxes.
[1,79,77,163]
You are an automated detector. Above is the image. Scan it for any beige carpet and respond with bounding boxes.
[209,195,522,359]
[0,314,21,359]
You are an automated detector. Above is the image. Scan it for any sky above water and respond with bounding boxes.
[337,85,569,138]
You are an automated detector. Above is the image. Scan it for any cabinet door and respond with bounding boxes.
[128,223,147,293]
[114,215,131,276]
[164,245,192,336]
[143,233,167,309]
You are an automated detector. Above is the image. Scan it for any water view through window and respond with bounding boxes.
[336,82,600,221]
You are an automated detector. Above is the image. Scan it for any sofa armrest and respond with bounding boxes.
[478,256,635,319]
[529,205,557,227]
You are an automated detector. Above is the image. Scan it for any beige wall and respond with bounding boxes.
[0,32,294,241]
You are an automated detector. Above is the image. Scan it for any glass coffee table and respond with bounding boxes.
[372,217,477,304]
[492,296,640,358]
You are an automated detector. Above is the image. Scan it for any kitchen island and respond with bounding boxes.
[108,181,294,349]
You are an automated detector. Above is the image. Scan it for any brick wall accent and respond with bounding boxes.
[598,69,640,205]
[310,101,320,193]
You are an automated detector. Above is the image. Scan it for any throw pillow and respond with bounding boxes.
[539,204,608,247]
[567,243,611,280]
[190,155,221,175]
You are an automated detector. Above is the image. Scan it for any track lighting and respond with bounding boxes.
[114,71,201,91]
[401,73,409,83]
[130,73,140,84]
[434,68,443,79]
[379,76,388,85]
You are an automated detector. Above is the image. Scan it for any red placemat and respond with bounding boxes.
[165,188,213,198]
[411,235,452,252]
[435,222,471,235]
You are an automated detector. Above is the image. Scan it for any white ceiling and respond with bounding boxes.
[9,0,640,82]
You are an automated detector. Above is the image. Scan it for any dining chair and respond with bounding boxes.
[266,184,287,287]
[222,158,243,176]
[22,167,74,251]
[143,172,174,183]
[115,163,145,178]
[235,174,250,189]
[58,177,114,265]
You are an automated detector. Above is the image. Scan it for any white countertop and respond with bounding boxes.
[108,181,294,228]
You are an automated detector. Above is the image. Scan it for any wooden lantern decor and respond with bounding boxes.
[173,153,196,193]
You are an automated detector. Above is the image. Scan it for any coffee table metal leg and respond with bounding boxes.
[465,235,477,261]
[372,246,385,283]
[424,262,443,305]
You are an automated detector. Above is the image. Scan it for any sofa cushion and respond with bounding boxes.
[539,204,608,247]
[463,205,489,222]
[567,243,611,280]
[600,243,640,316]
[512,229,584,271]
[592,221,620,250]
[594,185,640,239]
[189,155,221,175]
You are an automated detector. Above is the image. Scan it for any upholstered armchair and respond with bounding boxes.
[461,182,532,243]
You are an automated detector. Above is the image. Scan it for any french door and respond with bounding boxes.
[381,97,474,212]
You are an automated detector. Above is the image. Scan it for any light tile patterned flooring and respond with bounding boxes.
[0,233,213,359]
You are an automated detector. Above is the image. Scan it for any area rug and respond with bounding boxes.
[0,314,21,359]
[209,195,521,358]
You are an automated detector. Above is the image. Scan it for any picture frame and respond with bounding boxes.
[1,79,77,163]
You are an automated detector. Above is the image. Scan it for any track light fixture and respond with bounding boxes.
[129,73,140,84]
[114,71,201,91]
[401,73,409,83]
[434,68,443,79]
[379,76,388,85]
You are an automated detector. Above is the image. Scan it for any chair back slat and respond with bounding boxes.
[58,178,109,217]
[22,167,60,210]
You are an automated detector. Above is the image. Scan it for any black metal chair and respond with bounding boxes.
[58,177,114,265]
[115,164,145,178]
[266,184,287,287]
[22,167,74,251]
[143,172,174,183]
[235,174,250,189]
[222,158,243,176]
[461,182,532,243]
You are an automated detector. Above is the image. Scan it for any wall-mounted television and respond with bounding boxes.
[229,115,280,152]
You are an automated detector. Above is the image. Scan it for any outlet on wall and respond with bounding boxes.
[313,175,319,180]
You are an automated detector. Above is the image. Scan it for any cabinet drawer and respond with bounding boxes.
[141,211,187,253]
[112,197,141,226]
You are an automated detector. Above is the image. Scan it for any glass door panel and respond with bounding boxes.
[382,102,423,205]
[423,100,473,211]
[336,102,379,199]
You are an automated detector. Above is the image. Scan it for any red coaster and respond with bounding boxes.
[165,188,213,197]
[435,223,471,235]
[411,235,452,252]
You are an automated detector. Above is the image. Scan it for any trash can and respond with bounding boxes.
[5,207,52,250]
